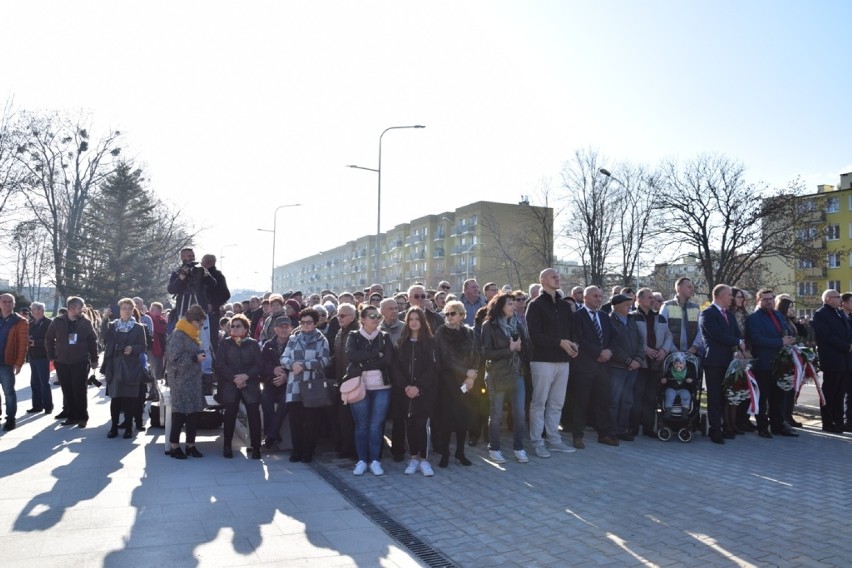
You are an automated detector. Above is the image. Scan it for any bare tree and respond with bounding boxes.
[0,98,23,229]
[654,154,804,298]
[605,163,660,287]
[13,111,122,311]
[11,219,50,300]
[561,148,621,286]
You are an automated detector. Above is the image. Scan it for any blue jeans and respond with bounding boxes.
[609,367,636,435]
[30,358,52,411]
[350,388,390,462]
[0,365,17,420]
[488,374,526,451]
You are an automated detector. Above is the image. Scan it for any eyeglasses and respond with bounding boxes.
[440,286,450,290]
[412,294,426,300]
[300,319,316,325]
[365,313,382,320]
[230,324,244,329]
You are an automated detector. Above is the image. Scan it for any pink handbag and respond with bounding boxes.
[339,375,366,405]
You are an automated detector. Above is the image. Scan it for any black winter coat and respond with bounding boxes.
[214,337,262,404]
[392,337,438,417]
[434,325,480,432]
[345,330,395,386]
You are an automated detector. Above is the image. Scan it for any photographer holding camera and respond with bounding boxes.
[168,248,218,378]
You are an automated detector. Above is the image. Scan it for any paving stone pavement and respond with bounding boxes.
[317,381,852,568]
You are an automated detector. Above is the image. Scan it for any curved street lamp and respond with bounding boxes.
[347,124,425,286]
[465,242,485,282]
[257,203,302,291]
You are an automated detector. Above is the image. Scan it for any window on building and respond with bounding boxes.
[849,195,852,211]
[797,281,818,296]
[796,199,816,214]
[826,197,840,213]
[828,280,841,291]
[827,225,840,240]
[798,258,814,269]
[828,253,840,268]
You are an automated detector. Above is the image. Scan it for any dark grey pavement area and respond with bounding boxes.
[2,366,849,567]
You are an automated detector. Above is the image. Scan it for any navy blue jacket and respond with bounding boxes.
[572,306,613,369]
[746,309,792,371]
[699,305,741,368]
[811,304,852,373]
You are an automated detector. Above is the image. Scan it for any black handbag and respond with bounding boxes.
[300,377,335,408]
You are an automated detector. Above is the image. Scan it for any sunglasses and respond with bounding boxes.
[365,313,382,320]
[300,319,316,325]
[412,294,426,300]
[446,311,460,317]
[440,286,450,290]
[230,324,244,329]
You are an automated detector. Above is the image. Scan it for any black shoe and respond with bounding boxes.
[123,430,132,439]
[300,455,312,463]
[44,407,53,415]
[722,430,736,440]
[186,445,203,458]
[77,420,87,428]
[758,430,773,439]
[288,453,302,463]
[26,408,43,414]
[117,421,127,429]
[60,418,77,426]
[710,431,725,444]
[843,423,852,433]
[616,433,635,442]
[251,449,262,460]
[55,412,69,420]
[733,427,745,435]
[223,446,233,459]
[171,447,187,459]
[264,437,278,449]
[788,418,804,428]
[136,424,146,432]
[3,420,16,431]
[107,428,118,438]
[737,421,756,432]
[438,454,449,468]
[455,454,472,466]
[822,424,844,433]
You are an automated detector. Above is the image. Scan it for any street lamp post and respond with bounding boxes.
[347,124,425,288]
[465,243,485,283]
[257,203,301,292]
[219,243,237,270]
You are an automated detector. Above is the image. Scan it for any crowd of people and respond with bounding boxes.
[2,248,850,477]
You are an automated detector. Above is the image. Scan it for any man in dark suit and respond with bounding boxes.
[571,286,619,448]
[811,289,851,433]
[746,288,799,438]
[699,284,745,444]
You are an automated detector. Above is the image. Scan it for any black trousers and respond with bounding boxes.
[822,370,846,429]
[571,363,613,438]
[406,414,429,459]
[390,389,408,458]
[223,401,261,450]
[704,365,726,433]
[110,397,135,431]
[288,402,323,459]
[753,368,784,432]
[437,430,467,457]
[55,361,90,421]
[631,368,661,435]
[170,411,199,444]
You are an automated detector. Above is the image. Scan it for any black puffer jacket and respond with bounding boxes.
[345,329,395,386]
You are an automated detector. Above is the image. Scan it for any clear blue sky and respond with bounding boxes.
[2,1,850,289]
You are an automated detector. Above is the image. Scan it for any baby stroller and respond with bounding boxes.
[656,352,703,442]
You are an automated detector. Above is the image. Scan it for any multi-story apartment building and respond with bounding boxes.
[789,172,852,316]
[274,200,553,295]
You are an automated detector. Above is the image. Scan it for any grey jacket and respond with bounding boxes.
[632,308,675,369]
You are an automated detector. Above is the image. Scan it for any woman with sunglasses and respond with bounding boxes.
[480,292,531,463]
[393,307,438,476]
[434,300,480,467]
[214,313,263,459]
[282,308,331,463]
[346,305,395,476]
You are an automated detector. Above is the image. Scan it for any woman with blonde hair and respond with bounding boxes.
[433,300,479,468]
[101,298,147,439]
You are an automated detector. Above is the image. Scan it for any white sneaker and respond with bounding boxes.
[547,439,577,453]
[420,461,435,477]
[488,450,507,463]
[404,459,420,475]
[353,460,368,476]
[534,444,551,458]
[369,460,384,476]
[514,449,529,463]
